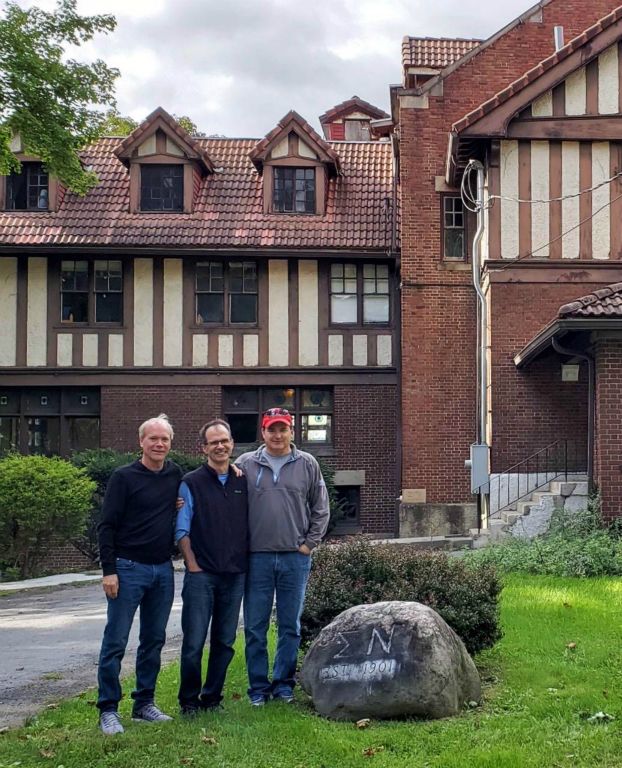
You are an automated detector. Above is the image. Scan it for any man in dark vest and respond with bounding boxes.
[175,419,248,715]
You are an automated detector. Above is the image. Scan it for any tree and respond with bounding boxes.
[0,454,96,578]
[100,108,138,136]
[0,0,119,195]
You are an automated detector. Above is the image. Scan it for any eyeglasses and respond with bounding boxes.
[205,438,232,447]
[263,408,291,417]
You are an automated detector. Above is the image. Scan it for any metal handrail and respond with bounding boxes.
[484,439,580,521]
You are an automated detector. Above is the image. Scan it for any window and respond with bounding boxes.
[61,260,123,323]
[196,261,257,324]
[0,388,100,457]
[273,167,315,213]
[223,387,333,447]
[140,164,183,211]
[330,262,390,325]
[333,486,361,532]
[344,119,371,141]
[443,196,466,260]
[6,162,48,210]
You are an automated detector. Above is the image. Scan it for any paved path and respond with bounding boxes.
[0,573,184,729]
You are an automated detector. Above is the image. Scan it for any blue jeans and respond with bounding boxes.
[243,551,312,699]
[178,570,245,708]
[97,558,174,713]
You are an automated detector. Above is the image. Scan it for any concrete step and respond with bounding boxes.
[549,480,589,496]
[377,535,474,551]
[501,510,521,526]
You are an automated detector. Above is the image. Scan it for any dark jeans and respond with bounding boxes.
[243,551,312,699]
[97,558,174,713]
[178,570,245,708]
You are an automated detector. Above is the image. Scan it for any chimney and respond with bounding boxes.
[554,26,564,52]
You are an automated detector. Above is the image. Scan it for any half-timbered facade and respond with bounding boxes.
[396,0,622,527]
[0,106,399,535]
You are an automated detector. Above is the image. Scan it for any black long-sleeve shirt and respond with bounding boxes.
[98,459,182,576]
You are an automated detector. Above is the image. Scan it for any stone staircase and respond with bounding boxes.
[470,474,589,548]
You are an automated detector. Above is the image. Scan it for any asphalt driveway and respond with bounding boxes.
[0,572,184,729]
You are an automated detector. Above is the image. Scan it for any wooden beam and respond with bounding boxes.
[506,115,622,140]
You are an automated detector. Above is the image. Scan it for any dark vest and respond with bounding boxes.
[183,464,248,574]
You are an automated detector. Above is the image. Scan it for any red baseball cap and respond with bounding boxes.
[261,407,293,429]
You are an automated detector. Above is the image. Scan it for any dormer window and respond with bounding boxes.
[273,168,315,214]
[6,162,48,210]
[140,164,183,212]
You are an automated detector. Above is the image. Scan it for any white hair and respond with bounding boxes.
[139,413,174,440]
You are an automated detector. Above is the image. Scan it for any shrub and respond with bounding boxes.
[466,502,622,578]
[0,454,96,579]
[302,537,502,656]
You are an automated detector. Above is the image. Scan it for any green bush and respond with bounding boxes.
[466,503,622,578]
[0,454,96,579]
[302,537,502,656]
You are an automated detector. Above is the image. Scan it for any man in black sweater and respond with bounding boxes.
[175,419,248,715]
[96,414,182,735]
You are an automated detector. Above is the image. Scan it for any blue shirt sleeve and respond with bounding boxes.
[175,481,194,543]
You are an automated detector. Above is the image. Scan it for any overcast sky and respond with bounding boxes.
[24,0,538,137]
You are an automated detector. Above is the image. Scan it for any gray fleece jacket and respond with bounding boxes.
[235,445,330,552]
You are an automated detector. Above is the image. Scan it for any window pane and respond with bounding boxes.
[301,414,332,443]
[301,389,332,409]
[62,293,88,322]
[223,388,258,411]
[444,229,465,259]
[140,165,183,212]
[0,417,18,455]
[274,167,315,213]
[363,295,389,323]
[331,294,357,323]
[196,294,224,323]
[344,264,357,278]
[344,279,357,293]
[229,262,243,292]
[230,293,257,323]
[7,163,48,210]
[226,413,258,443]
[68,418,100,452]
[95,292,122,323]
[26,417,60,456]
[331,264,344,278]
[264,387,295,410]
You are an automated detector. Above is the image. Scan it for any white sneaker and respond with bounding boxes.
[99,711,124,735]
[131,703,173,723]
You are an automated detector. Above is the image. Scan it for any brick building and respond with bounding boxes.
[0,105,399,536]
[395,0,622,527]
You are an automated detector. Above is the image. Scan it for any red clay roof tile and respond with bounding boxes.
[559,283,622,318]
[402,37,481,70]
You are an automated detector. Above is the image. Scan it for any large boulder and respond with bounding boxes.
[300,601,480,720]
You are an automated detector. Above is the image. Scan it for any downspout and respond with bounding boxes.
[390,132,401,538]
[468,160,488,527]
[551,336,594,491]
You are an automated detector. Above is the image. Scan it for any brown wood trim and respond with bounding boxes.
[507,115,622,140]
[233,332,243,367]
[488,141,501,259]
[484,260,622,282]
[263,166,272,213]
[318,262,329,366]
[48,178,58,212]
[549,141,562,260]
[129,165,139,213]
[586,59,599,115]
[1,369,398,386]
[123,259,134,367]
[367,334,377,367]
[98,332,108,368]
[155,129,166,154]
[610,142,622,259]
[47,259,60,366]
[15,256,27,366]
[316,166,326,215]
[518,141,531,258]
[343,332,353,367]
[619,41,622,114]
[552,83,565,117]
[288,132,297,156]
[72,331,81,368]
[289,259,299,366]
[183,164,193,213]
[132,154,188,165]
[459,18,622,137]
[152,257,164,367]
[268,157,319,168]
[579,142,592,260]
[207,332,219,367]
[182,259,194,366]
[257,261,269,365]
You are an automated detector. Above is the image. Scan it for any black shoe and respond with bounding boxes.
[199,698,223,712]
[180,705,199,718]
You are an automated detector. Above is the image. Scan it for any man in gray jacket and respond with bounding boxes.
[236,407,329,706]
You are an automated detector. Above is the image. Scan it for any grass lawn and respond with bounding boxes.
[1,573,622,767]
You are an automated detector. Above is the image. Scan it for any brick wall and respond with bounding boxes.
[594,339,622,521]
[38,541,94,574]
[101,385,222,454]
[399,0,619,506]
[333,384,399,535]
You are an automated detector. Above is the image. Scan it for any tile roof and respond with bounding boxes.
[402,37,481,70]
[559,283,622,318]
[319,96,389,124]
[0,137,394,251]
[452,6,622,134]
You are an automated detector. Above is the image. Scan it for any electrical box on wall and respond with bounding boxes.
[465,443,490,494]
